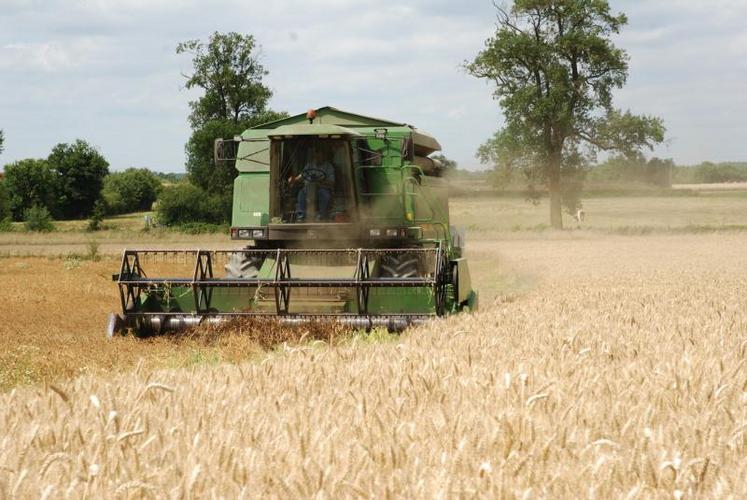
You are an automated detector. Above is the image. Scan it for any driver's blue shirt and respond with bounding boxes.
[302,160,335,189]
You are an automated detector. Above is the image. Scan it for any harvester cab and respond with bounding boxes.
[271,126,356,224]
[109,107,477,337]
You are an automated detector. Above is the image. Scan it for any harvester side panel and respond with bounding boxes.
[233,173,270,227]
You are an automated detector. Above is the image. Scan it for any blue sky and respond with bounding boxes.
[1,0,745,171]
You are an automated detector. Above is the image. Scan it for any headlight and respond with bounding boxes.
[386,229,398,237]
[252,229,265,238]
[238,229,251,238]
[369,228,381,237]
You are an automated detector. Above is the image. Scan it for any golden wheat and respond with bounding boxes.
[1,232,745,497]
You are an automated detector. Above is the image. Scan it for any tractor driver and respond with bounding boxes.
[288,147,335,222]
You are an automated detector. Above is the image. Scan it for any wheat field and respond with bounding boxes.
[1,231,746,497]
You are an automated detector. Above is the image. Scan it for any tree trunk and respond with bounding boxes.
[548,151,563,229]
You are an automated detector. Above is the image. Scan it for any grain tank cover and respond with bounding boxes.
[253,106,440,153]
[410,129,441,156]
[268,123,363,138]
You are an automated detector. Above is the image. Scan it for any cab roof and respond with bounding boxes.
[249,106,441,154]
[268,123,363,138]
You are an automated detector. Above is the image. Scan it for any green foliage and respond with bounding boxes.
[177,32,286,195]
[645,158,675,187]
[102,168,162,214]
[0,180,10,220]
[559,147,589,213]
[0,217,12,232]
[0,129,4,155]
[48,139,109,219]
[3,159,57,221]
[177,32,273,129]
[186,120,240,193]
[589,110,665,153]
[23,205,55,232]
[2,140,110,221]
[430,154,457,172]
[153,172,186,183]
[156,183,230,225]
[477,128,545,189]
[467,1,665,228]
[186,112,287,194]
[682,162,747,184]
[177,222,229,234]
[588,155,674,188]
[86,200,106,232]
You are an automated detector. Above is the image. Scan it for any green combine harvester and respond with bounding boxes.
[108,107,477,336]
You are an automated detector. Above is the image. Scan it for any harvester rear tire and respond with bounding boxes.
[378,253,420,278]
[225,252,264,279]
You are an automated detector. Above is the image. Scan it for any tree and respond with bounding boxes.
[3,159,57,220]
[184,114,283,194]
[156,183,227,225]
[0,180,10,221]
[23,205,55,232]
[177,32,274,129]
[693,162,747,184]
[430,154,458,172]
[102,168,162,214]
[177,32,286,197]
[48,139,109,219]
[468,0,665,228]
[0,130,10,220]
[87,200,106,231]
[587,154,674,187]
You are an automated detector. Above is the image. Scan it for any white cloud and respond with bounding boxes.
[0,38,111,72]
[0,0,745,169]
[1,42,74,71]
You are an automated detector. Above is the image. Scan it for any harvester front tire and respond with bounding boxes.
[225,252,264,279]
[378,253,420,278]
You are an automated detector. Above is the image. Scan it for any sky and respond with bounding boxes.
[1,0,745,172]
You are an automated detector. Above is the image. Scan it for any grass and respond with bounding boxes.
[1,191,746,495]
[3,192,747,258]
[450,194,747,237]
[0,229,226,257]
[0,212,227,257]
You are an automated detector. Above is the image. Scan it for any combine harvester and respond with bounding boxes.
[108,107,477,336]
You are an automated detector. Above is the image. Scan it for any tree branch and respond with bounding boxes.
[575,130,614,150]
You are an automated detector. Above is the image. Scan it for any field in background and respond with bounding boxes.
[672,181,747,191]
[0,211,226,257]
[451,195,747,235]
[3,189,747,257]
[1,190,746,496]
